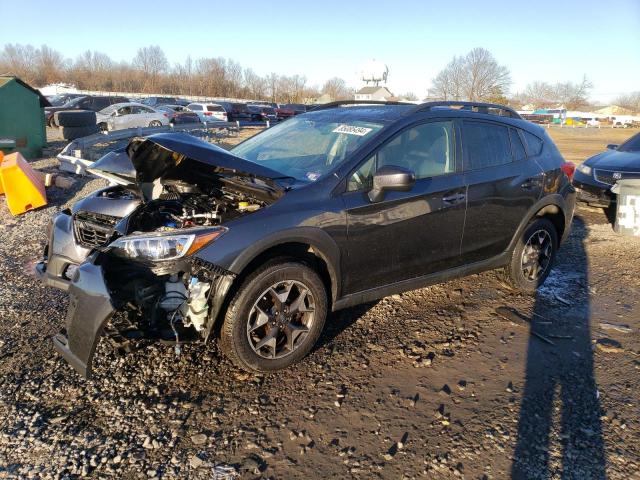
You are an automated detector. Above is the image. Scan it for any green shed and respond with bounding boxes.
[0,76,50,159]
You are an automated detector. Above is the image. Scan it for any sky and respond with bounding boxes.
[1,0,639,102]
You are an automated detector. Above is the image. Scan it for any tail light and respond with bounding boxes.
[162,113,169,118]
[204,112,212,116]
[223,113,227,120]
[561,162,576,181]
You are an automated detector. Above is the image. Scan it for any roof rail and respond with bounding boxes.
[411,101,522,119]
[308,100,413,111]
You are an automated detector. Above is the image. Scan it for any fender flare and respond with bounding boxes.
[228,226,342,303]
[505,193,570,253]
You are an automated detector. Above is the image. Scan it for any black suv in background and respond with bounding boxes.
[217,102,252,122]
[37,101,575,378]
[45,95,129,126]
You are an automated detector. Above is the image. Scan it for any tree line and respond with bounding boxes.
[1,43,636,111]
[0,44,353,103]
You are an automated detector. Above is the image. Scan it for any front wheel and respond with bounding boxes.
[220,261,327,372]
[500,218,558,295]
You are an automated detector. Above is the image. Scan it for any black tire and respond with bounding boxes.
[220,261,327,372]
[500,218,558,294]
[55,110,96,127]
[97,122,109,132]
[60,125,99,140]
[149,120,162,127]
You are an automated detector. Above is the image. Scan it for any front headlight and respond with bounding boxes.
[109,228,226,261]
[576,163,592,176]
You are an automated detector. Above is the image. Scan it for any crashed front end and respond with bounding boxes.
[36,133,283,378]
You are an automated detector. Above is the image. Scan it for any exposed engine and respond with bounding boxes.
[127,179,263,233]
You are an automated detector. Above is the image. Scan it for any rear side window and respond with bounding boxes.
[206,105,223,112]
[523,131,543,156]
[464,121,512,169]
[510,129,527,161]
[189,104,203,111]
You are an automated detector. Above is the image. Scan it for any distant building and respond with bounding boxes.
[354,86,393,101]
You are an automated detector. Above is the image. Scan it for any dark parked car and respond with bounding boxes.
[156,105,201,125]
[217,102,252,122]
[140,96,188,107]
[46,93,85,107]
[248,104,278,122]
[573,131,640,207]
[45,95,129,126]
[36,101,575,378]
[275,104,295,120]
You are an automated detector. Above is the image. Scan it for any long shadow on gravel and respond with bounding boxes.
[313,301,378,352]
[511,216,606,479]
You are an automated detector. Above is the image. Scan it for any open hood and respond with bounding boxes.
[88,133,287,198]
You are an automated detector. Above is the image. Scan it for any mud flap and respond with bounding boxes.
[52,262,115,378]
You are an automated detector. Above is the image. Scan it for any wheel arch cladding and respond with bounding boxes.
[506,195,568,253]
[228,228,341,306]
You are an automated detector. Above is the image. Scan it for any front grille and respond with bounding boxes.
[73,211,120,248]
[594,169,640,186]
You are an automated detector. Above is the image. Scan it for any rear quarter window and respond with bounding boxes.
[207,105,223,112]
[523,131,544,156]
[510,129,527,161]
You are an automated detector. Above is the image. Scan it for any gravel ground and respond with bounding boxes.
[0,134,639,479]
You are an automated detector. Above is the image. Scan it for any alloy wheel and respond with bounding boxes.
[521,229,553,281]
[246,280,315,359]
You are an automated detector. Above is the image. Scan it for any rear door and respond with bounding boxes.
[461,121,544,263]
[342,119,467,294]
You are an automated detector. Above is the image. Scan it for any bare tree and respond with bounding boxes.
[399,92,418,101]
[614,91,640,113]
[321,77,351,101]
[0,43,39,83]
[516,75,593,110]
[133,46,168,92]
[431,48,510,102]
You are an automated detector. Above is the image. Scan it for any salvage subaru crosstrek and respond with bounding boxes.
[37,101,576,378]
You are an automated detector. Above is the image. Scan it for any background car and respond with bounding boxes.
[155,105,201,125]
[140,96,189,107]
[95,102,170,131]
[46,93,85,107]
[248,104,278,123]
[216,102,252,122]
[573,131,640,207]
[45,95,129,126]
[186,102,227,122]
[275,104,295,120]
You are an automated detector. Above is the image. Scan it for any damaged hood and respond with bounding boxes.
[88,133,289,196]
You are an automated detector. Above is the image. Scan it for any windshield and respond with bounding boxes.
[618,132,640,153]
[231,115,383,182]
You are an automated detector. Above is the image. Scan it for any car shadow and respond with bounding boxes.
[511,216,606,478]
[312,301,379,352]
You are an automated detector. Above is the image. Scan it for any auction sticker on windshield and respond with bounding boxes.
[332,124,373,136]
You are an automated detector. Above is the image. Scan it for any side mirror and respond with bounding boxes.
[368,165,416,202]
[607,144,619,150]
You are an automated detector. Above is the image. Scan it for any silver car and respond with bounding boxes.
[96,102,170,131]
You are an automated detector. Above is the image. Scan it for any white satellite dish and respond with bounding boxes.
[360,59,388,86]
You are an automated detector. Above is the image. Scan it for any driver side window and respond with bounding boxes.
[347,121,456,191]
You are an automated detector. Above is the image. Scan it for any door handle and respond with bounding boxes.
[442,193,466,205]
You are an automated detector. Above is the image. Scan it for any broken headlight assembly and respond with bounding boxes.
[108,227,227,262]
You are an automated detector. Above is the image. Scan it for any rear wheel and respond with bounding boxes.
[149,120,162,127]
[500,218,558,294]
[220,261,327,372]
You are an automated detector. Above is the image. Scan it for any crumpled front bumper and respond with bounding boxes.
[35,211,92,291]
[53,260,115,378]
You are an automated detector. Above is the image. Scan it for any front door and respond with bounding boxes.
[342,120,467,294]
